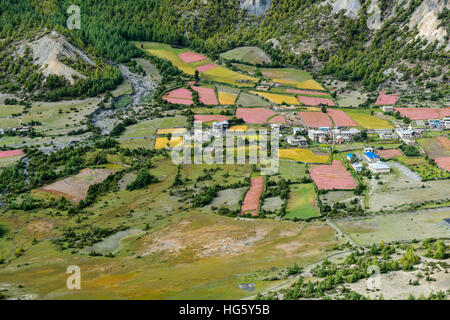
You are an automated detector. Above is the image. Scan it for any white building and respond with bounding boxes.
[308,129,329,142]
[442,117,450,130]
[286,135,308,147]
[415,120,425,127]
[382,106,394,113]
[396,127,423,144]
[379,131,398,140]
[331,128,361,142]
[292,127,304,135]
[212,120,229,132]
[369,162,391,173]
[364,152,381,163]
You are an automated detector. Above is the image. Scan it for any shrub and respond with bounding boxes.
[126,170,158,191]
[400,144,420,157]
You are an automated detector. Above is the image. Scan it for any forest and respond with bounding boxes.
[0,0,448,97]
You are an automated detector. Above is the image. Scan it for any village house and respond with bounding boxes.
[379,131,398,140]
[428,119,442,129]
[256,85,271,91]
[292,127,304,135]
[347,153,355,161]
[415,120,425,127]
[364,147,374,154]
[331,128,360,143]
[396,126,423,144]
[364,151,381,163]
[369,161,391,173]
[270,123,282,131]
[286,135,308,147]
[381,106,394,113]
[352,162,363,173]
[212,120,229,132]
[444,117,450,130]
[334,135,345,144]
[308,129,329,143]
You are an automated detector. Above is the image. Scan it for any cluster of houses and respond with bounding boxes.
[395,125,424,145]
[379,130,398,140]
[306,127,361,144]
[0,126,32,135]
[200,120,364,148]
[413,117,450,130]
[187,106,448,150]
[347,147,391,174]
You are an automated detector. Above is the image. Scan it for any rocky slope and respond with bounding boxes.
[240,0,271,16]
[410,0,450,50]
[329,0,362,19]
[16,31,96,85]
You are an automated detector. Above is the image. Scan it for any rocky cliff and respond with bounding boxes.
[240,0,271,16]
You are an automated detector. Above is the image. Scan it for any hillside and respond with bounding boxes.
[0,0,448,101]
[0,30,122,101]
[15,31,96,85]
[0,0,449,302]
[172,0,449,98]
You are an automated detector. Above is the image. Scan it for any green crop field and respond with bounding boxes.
[219,46,271,65]
[278,161,308,182]
[261,67,312,83]
[236,92,271,107]
[120,116,187,139]
[285,183,320,219]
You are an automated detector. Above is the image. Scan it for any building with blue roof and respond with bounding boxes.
[347,153,354,161]
[364,152,380,163]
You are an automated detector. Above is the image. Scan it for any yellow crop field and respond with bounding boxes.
[297,80,325,91]
[250,91,300,105]
[169,136,183,147]
[218,92,238,105]
[278,149,329,163]
[345,112,393,129]
[272,78,301,87]
[229,125,247,132]
[154,137,183,149]
[155,137,169,149]
[244,135,260,142]
[157,128,187,135]
[300,107,322,112]
[203,67,257,87]
[147,49,196,75]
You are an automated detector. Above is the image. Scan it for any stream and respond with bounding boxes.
[91,64,158,135]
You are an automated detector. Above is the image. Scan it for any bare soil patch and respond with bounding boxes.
[41,168,114,202]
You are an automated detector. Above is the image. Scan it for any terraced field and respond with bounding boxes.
[250,91,300,105]
[138,42,258,86]
[219,46,271,65]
